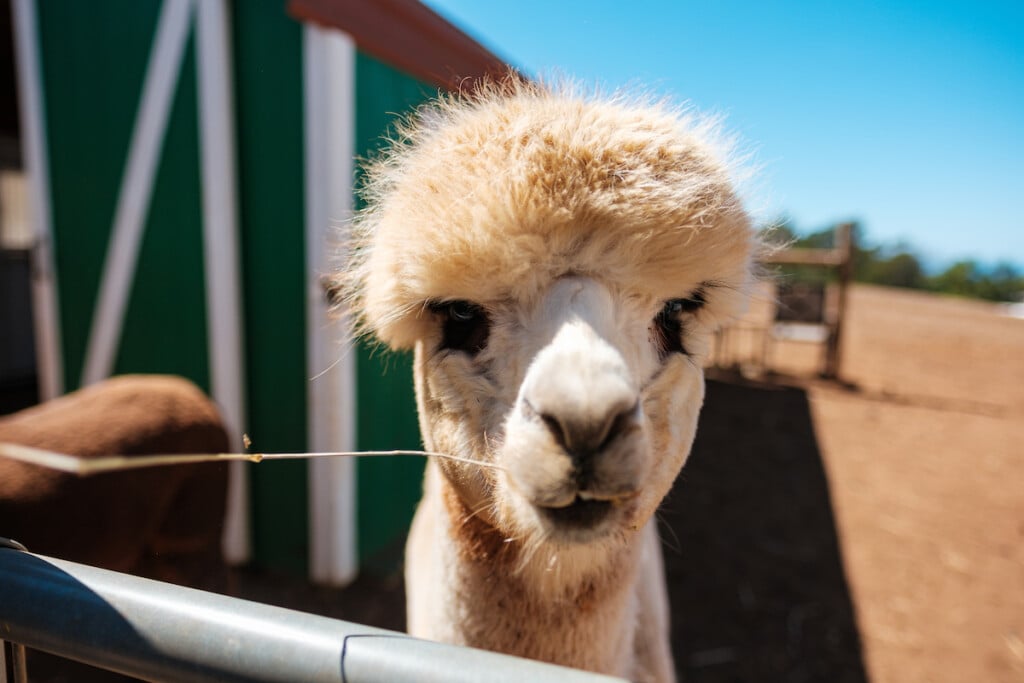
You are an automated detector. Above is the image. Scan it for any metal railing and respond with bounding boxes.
[0,546,626,683]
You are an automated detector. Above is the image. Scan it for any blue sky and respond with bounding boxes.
[422,0,1023,271]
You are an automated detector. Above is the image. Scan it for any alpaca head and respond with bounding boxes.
[345,80,756,552]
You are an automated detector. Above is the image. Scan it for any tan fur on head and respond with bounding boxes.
[346,78,754,348]
[343,76,758,682]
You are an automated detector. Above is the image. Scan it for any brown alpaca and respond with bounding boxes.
[344,80,757,681]
[0,374,229,589]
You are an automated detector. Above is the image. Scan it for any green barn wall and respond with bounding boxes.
[36,1,209,393]
[231,0,308,574]
[116,36,209,386]
[353,52,433,566]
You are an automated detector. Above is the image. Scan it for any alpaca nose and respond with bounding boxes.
[524,344,642,473]
[537,399,640,462]
[526,378,641,491]
[517,276,644,484]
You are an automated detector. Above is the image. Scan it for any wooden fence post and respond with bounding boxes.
[823,222,854,379]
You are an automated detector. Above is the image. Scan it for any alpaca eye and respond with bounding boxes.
[653,290,706,358]
[448,301,478,323]
[432,300,491,355]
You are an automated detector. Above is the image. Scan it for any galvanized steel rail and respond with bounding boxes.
[0,547,626,683]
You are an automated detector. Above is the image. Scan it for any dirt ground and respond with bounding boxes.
[774,285,1024,683]
[668,283,1024,682]
[19,284,1024,682]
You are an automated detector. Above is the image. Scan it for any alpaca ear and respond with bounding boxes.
[346,269,430,352]
[320,274,345,308]
[329,231,405,350]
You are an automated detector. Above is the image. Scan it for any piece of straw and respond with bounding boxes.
[0,442,501,477]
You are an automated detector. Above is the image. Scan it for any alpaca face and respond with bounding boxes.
[347,81,756,554]
[414,273,713,546]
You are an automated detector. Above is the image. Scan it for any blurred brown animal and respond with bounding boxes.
[0,374,230,590]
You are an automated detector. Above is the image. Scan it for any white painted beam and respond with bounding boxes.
[12,0,64,400]
[196,0,250,564]
[304,24,358,586]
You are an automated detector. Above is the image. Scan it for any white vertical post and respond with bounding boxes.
[196,0,249,564]
[304,25,358,585]
[80,0,193,387]
[11,0,64,400]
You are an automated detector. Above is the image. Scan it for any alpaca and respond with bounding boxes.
[344,80,756,682]
[0,375,229,589]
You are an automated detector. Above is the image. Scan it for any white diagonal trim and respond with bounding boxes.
[81,0,193,386]
[304,24,358,586]
[12,0,64,399]
[196,0,249,565]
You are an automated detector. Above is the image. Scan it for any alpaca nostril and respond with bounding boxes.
[540,412,569,452]
[538,400,640,462]
[602,401,641,450]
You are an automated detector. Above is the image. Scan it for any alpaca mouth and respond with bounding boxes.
[538,496,613,530]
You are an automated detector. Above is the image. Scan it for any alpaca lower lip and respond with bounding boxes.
[539,496,613,529]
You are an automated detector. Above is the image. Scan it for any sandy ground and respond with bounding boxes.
[792,286,1024,683]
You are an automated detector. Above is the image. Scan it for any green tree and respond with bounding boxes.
[927,260,979,298]
[928,261,1024,302]
[859,250,926,289]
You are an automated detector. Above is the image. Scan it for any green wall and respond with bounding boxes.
[37,1,209,392]
[353,53,433,566]
[231,0,308,573]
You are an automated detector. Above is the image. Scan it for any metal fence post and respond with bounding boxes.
[1,640,29,683]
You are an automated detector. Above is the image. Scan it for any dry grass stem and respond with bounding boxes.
[0,442,502,476]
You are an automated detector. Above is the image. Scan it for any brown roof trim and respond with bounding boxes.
[288,0,511,91]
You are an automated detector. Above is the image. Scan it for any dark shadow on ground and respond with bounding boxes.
[232,377,869,682]
[661,377,869,682]
[232,564,407,634]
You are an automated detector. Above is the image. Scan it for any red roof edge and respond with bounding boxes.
[288,0,512,91]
